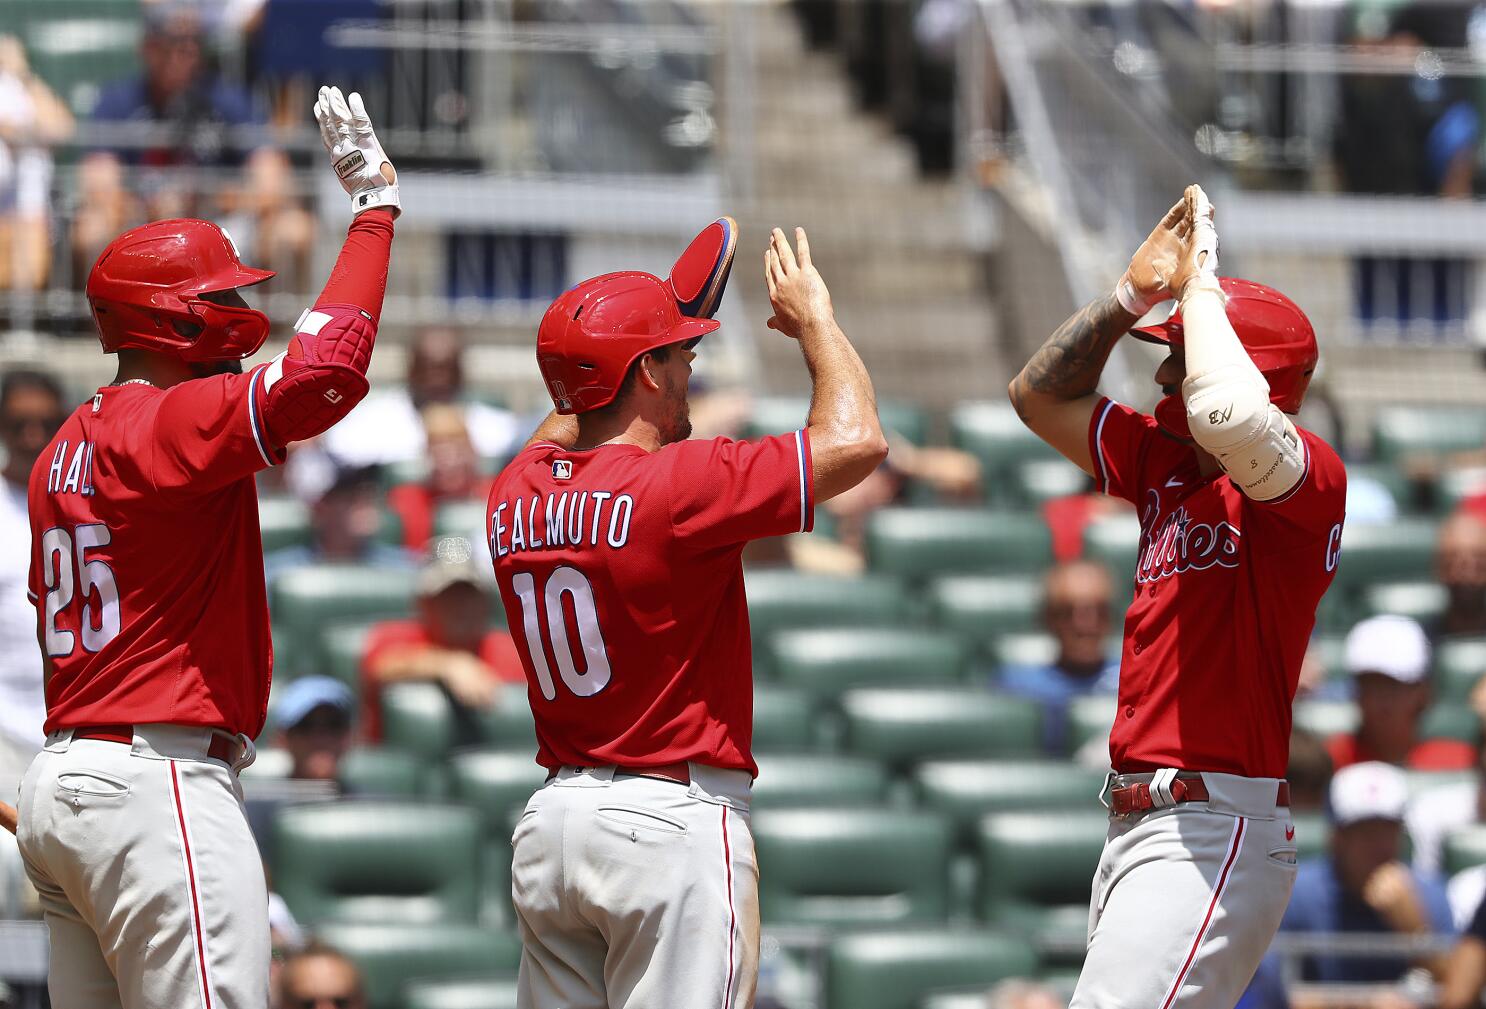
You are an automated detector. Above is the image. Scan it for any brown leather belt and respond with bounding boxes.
[72,724,239,765]
[550,762,692,785]
[1110,776,1290,816]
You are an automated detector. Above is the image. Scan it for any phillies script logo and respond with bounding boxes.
[1135,492,1242,585]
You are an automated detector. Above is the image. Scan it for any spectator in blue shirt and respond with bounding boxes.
[996,559,1119,753]
[265,463,415,584]
[72,4,312,287]
[1280,761,1456,985]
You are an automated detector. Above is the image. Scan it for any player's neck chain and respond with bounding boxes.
[113,379,155,389]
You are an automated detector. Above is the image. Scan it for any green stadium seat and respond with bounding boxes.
[1081,513,1142,585]
[381,683,457,761]
[927,574,1042,646]
[1345,463,1410,515]
[1308,633,1349,684]
[866,509,1054,580]
[1292,700,1358,739]
[747,396,929,445]
[976,811,1107,952]
[1423,703,1480,745]
[1360,582,1447,624]
[1067,695,1117,753]
[1290,812,1328,862]
[405,977,519,1009]
[826,928,1038,1009]
[990,633,1055,670]
[324,623,375,690]
[477,690,540,751]
[3,2,143,121]
[1444,825,1486,875]
[745,570,915,640]
[753,685,821,751]
[951,400,1061,482]
[434,501,490,543]
[1436,637,1486,702]
[271,802,481,925]
[316,923,520,1009]
[840,688,1042,768]
[752,753,890,808]
[764,628,970,699]
[258,496,311,553]
[1372,407,1486,464]
[339,747,429,797]
[1331,520,1438,593]
[912,760,1108,842]
[447,749,547,834]
[753,809,953,926]
[1437,468,1486,516]
[1016,458,1089,507]
[270,566,416,674]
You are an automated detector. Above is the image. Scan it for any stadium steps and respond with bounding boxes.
[722,2,1009,406]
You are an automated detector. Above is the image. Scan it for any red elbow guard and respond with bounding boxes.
[259,304,376,447]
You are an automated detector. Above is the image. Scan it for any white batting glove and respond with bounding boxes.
[1175,184,1222,305]
[315,85,400,218]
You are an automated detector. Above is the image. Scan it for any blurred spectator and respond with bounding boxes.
[996,559,1119,753]
[267,890,305,1009]
[1288,726,1335,813]
[1042,479,1133,563]
[71,4,312,286]
[1281,762,1454,984]
[386,403,495,551]
[0,35,73,291]
[264,463,413,582]
[271,676,354,783]
[1439,886,1486,1009]
[0,370,64,788]
[1408,742,1486,880]
[787,435,980,574]
[279,942,366,1009]
[359,538,524,741]
[323,326,522,468]
[1327,615,1473,772]
[984,978,1065,1009]
[1436,511,1486,639]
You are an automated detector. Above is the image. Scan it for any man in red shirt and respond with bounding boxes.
[490,222,886,1009]
[1010,187,1346,1009]
[360,537,524,741]
[1328,614,1473,771]
[14,86,399,1009]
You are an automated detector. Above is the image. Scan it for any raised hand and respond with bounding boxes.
[315,84,400,217]
[764,227,834,340]
[1114,198,1190,316]
[1171,183,1221,303]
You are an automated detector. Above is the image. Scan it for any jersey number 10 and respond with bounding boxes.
[510,566,612,701]
[41,523,121,658]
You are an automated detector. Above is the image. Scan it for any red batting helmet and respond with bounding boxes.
[1132,277,1318,437]
[86,219,276,362]
[537,272,718,414]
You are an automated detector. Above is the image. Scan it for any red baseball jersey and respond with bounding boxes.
[487,431,814,774]
[1089,397,1346,778]
[27,371,282,737]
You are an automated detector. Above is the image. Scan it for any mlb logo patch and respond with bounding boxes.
[553,460,573,480]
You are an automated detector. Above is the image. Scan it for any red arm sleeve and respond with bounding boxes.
[315,209,395,322]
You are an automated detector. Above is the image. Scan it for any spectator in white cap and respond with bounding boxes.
[1280,761,1456,985]
[1326,614,1475,772]
[271,675,355,783]
[358,537,524,742]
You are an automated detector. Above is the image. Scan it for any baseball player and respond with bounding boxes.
[489,224,887,1009]
[1009,186,1346,1009]
[13,86,399,1009]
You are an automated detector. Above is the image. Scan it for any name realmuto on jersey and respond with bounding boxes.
[490,490,634,559]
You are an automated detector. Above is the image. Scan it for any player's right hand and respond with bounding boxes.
[315,85,400,218]
[1114,197,1189,316]
[764,227,833,339]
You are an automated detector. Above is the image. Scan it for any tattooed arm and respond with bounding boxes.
[1007,293,1138,475]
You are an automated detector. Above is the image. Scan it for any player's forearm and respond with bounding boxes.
[315,209,396,323]
[1438,938,1486,1009]
[525,411,579,451]
[1010,294,1134,413]
[799,317,888,502]
[368,646,467,684]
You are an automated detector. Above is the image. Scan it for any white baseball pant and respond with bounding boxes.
[511,763,758,1009]
[1071,771,1298,1009]
[15,725,268,1009]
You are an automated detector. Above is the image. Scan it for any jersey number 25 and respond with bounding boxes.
[40,523,121,658]
[510,566,612,701]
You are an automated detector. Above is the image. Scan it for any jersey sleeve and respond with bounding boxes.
[1244,428,1347,554]
[149,366,284,494]
[667,431,814,549]
[1088,397,1160,505]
